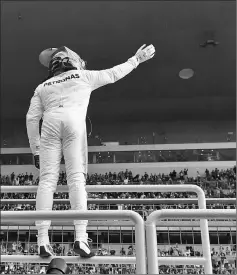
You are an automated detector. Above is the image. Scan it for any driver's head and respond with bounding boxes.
[51,46,86,71]
[39,46,86,79]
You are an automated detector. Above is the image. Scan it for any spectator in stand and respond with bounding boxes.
[12,242,17,253]
[29,173,33,181]
[10,172,15,183]
[120,247,126,256]
[24,173,29,182]
[144,172,149,181]
[127,246,135,256]
[124,169,129,179]
[196,171,201,182]
[184,168,188,179]
[179,170,184,180]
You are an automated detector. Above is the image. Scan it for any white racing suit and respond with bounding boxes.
[26,56,139,246]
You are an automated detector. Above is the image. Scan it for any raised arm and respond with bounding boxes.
[26,86,44,157]
[83,44,155,90]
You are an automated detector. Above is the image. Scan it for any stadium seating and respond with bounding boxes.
[0,167,236,274]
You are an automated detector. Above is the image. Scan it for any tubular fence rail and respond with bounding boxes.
[0,184,208,194]
[1,210,146,274]
[1,185,236,274]
[1,198,236,204]
[146,209,236,274]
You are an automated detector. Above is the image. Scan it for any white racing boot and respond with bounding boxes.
[37,235,55,257]
[38,243,55,257]
[73,238,95,258]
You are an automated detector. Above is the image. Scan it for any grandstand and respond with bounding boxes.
[1,142,236,274]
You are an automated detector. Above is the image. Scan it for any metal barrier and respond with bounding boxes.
[0,255,136,264]
[1,210,146,274]
[2,185,225,274]
[1,184,208,210]
[146,209,236,274]
[1,185,210,272]
[1,198,236,205]
[0,185,208,198]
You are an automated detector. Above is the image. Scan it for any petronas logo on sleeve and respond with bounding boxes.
[44,73,80,86]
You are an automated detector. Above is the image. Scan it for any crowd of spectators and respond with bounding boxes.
[1,202,236,218]
[0,166,236,187]
[1,264,235,274]
[1,167,236,215]
[0,166,236,274]
[1,242,236,274]
[1,167,236,198]
[1,241,236,257]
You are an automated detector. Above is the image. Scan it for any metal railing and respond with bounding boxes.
[1,185,210,229]
[1,210,146,274]
[0,255,136,264]
[0,184,210,197]
[1,185,209,212]
[146,209,236,274]
[2,185,234,274]
[1,185,210,273]
[1,198,236,205]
